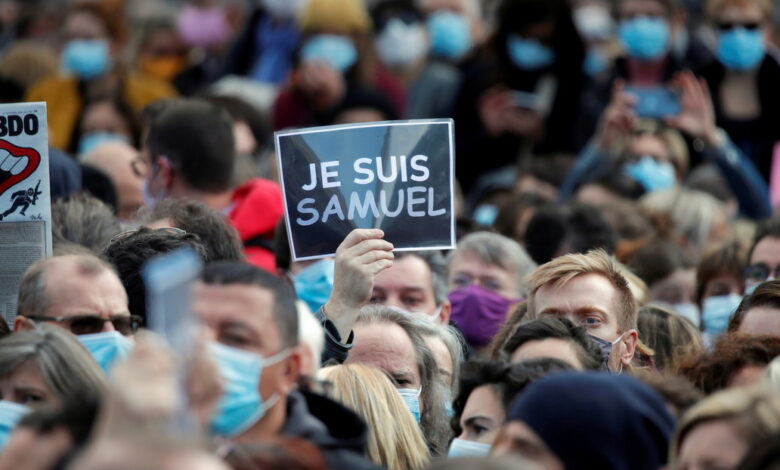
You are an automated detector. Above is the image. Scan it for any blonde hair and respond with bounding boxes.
[525,249,638,331]
[670,385,780,465]
[628,120,690,176]
[299,0,371,34]
[318,364,430,470]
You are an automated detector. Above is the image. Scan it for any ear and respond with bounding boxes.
[157,156,175,191]
[279,346,303,395]
[438,301,451,326]
[620,329,638,367]
[13,316,33,332]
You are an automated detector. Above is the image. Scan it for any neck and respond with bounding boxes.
[169,185,234,212]
[232,396,287,443]
[627,56,667,85]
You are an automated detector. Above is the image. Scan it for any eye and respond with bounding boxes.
[482,280,501,291]
[582,316,602,327]
[472,424,490,435]
[19,392,45,405]
[452,275,472,288]
[369,295,384,304]
[403,296,423,307]
[219,331,251,348]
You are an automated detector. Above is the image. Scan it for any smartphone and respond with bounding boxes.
[510,90,541,110]
[625,86,681,118]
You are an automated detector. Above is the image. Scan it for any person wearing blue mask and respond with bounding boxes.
[193,261,381,469]
[449,359,574,459]
[0,325,107,446]
[13,254,138,374]
[73,97,138,158]
[695,240,747,340]
[452,0,585,193]
[697,0,780,181]
[273,0,405,129]
[25,2,176,152]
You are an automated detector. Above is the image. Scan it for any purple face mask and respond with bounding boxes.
[449,285,522,347]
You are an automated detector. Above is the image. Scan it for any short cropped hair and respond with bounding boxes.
[51,193,121,254]
[144,199,244,262]
[502,317,604,370]
[728,280,780,333]
[449,232,537,296]
[202,261,299,348]
[17,254,116,320]
[145,99,236,193]
[696,240,747,305]
[526,249,638,331]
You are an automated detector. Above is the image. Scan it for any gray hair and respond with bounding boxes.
[356,305,452,456]
[0,324,108,401]
[405,313,464,392]
[396,250,449,306]
[51,193,121,254]
[448,232,538,296]
[17,254,117,320]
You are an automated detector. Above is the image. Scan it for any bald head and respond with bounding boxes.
[15,254,129,333]
[82,142,144,220]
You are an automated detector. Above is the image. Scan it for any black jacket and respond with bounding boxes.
[281,390,384,470]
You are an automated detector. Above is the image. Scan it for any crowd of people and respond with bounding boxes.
[3,0,780,468]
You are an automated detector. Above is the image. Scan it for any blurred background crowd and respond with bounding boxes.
[4,0,780,469]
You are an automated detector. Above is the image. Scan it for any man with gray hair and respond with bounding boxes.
[447,231,537,352]
[14,254,134,337]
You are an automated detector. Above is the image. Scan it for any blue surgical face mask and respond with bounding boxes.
[618,16,670,60]
[0,401,30,452]
[300,35,357,73]
[674,303,700,328]
[624,156,676,192]
[584,49,609,77]
[473,204,498,226]
[506,35,556,71]
[427,10,471,61]
[376,19,428,67]
[208,342,289,437]
[77,132,130,157]
[61,39,110,79]
[398,387,421,423]
[292,259,335,314]
[78,331,133,373]
[716,27,765,71]
[448,438,491,458]
[702,294,743,336]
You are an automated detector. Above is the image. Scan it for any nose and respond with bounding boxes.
[101,318,116,333]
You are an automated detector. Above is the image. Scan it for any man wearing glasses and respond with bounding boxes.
[13,253,139,371]
[745,218,780,295]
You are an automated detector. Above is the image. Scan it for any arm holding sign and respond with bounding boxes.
[319,229,394,362]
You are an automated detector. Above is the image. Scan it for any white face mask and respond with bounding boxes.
[262,0,307,19]
[573,5,615,41]
[376,19,428,67]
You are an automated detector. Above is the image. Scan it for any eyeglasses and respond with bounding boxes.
[744,263,780,284]
[26,314,142,336]
[109,227,186,245]
[717,22,761,31]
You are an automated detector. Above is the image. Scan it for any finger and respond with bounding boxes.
[338,229,385,251]
[610,79,625,103]
[346,238,395,258]
[354,249,395,266]
[366,258,394,275]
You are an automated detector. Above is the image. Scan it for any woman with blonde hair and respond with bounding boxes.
[318,364,429,470]
[670,385,780,470]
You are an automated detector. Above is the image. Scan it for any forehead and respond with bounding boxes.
[751,237,780,265]
[374,256,434,292]
[44,264,128,309]
[463,385,504,420]
[739,306,780,337]
[450,251,512,278]
[349,322,418,376]
[630,134,669,157]
[619,0,668,16]
[533,273,619,315]
[194,283,278,333]
[717,3,765,22]
[512,338,584,369]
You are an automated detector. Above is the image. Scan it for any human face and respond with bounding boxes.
[193,283,294,402]
[37,263,130,335]
[649,268,695,305]
[738,306,780,338]
[532,273,636,368]
[62,10,109,42]
[715,3,766,30]
[491,421,564,470]
[0,359,57,407]
[372,256,438,316]
[80,101,133,141]
[448,251,521,300]
[458,385,505,445]
[627,134,677,174]
[701,274,743,301]
[727,364,765,389]
[618,0,669,21]
[676,419,748,470]
[746,237,780,292]
[347,322,421,392]
[424,334,453,387]
[510,338,585,370]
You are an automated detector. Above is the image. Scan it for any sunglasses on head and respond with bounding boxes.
[744,263,780,284]
[26,314,142,336]
[717,22,761,31]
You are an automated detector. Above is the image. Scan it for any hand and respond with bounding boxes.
[665,71,719,145]
[185,340,222,431]
[595,80,638,152]
[324,229,394,340]
[478,86,542,138]
[297,61,346,111]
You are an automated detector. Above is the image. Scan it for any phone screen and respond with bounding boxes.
[625,86,681,118]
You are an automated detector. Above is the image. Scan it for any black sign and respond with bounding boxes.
[276,120,455,261]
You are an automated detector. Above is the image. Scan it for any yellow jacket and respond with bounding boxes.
[25,73,178,151]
